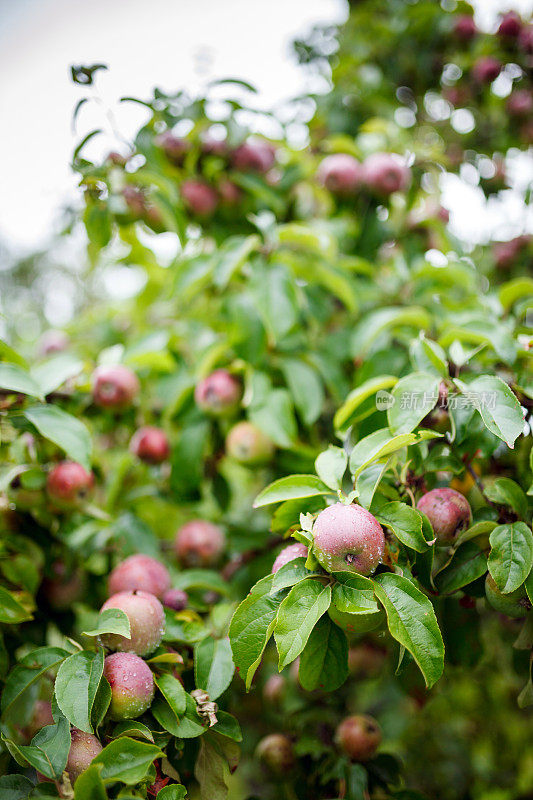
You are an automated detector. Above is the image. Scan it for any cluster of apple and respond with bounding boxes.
[448,10,533,140]
[108,134,278,229]
[317,151,411,198]
[43,363,274,519]
[269,486,530,626]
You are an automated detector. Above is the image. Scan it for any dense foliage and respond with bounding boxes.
[0,2,532,799]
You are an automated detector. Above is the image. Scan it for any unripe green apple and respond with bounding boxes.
[328,604,385,640]
[312,503,385,575]
[225,422,275,465]
[485,574,531,619]
[256,733,295,777]
[103,652,155,720]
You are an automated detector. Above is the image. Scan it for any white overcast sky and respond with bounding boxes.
[0,0,532,254]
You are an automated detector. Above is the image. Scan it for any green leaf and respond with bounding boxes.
[113,720,154,742]
[152,693,205,739]
[24,405,92,471]
[0,340,28,368]
[387,372,440,435]
[484,478,528,520]
[0,775,35,799]
[74,764,107,800]
[409,337,448,377]
[280,357,324,426]
[11,713,71,780]
[0,363,43,399]
[351,306,431,356]
[252,263,299,343]
[213,710,242,742]
[271,557,313,593]
[0,586,32,624]
[333,375,398,432]
[83,608,131,639]
[298,614,348,691]
[488,523,533,594]
[249,388,297,447]
[331,573,380,614]
[2,647,69,717]
[435,542,488,594]
[54,649,105,734]
[212,234,260,289]
[229,574,285,689]
[92,737,163,784]
[373,573,444,688]
[172,569,230,596]
[356,461,390,509]
[157,786,187,800]
[274,579,332,669]
[349,428,440,478]
[254,474,331,508]
[31,354,84,397]
[499,276,533,310]
[194,731,239,800]
[155,673,187,717]
[315,446,348,490]
[467,376,524,449]
[194,637,234,701]
[375,502,429,553]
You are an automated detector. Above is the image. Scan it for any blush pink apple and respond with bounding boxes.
[65,728,103,784]
[232,139,276,173]
[130,426,170,464]
[271,542,308,573]
[318,154,362,195]
[174,520,225,567]
[99,591,165,656]
[103,652,155,720]
[46,462,93,509]
[417,487,472,543]
[92,364,140,410]
[108,554,171,598]
[362,153,411,195]
[181,180,218,216]
[194,369,242,416]
[312,503,385,575]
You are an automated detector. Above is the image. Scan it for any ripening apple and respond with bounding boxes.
[335,715,381,761]
[312,503,385,575]
[417,488,472,543]
[108,554,171,598]
[98,591,165,656]
[92,364,140,410]
[103,652,155,720]
[129,426,170,464]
